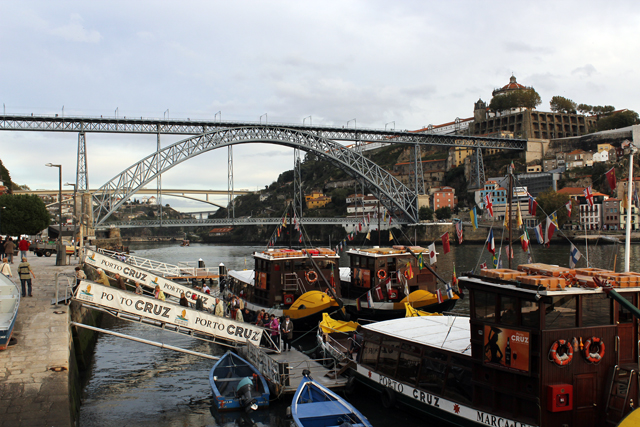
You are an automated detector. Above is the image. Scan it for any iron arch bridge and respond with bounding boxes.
[93,126,423,225]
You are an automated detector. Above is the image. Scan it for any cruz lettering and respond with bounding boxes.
[412,389,440,407]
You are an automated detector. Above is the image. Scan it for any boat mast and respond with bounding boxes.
[508,163,513,269]
[378,199,381,247]
[625,141,637,272]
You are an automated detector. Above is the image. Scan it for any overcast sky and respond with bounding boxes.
[2,1,639,211]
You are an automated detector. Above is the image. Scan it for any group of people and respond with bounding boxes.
[0,237,30,264]
[0,256,36,297]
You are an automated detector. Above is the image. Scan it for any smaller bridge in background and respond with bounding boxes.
[97,217,385,229]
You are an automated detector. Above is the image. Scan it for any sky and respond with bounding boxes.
[2,0,640,211]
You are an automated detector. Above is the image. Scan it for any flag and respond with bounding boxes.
[374,286,384,300]
[417,253,425,270]
[583,186,594,207]
[356,298,361,311]
[534,224,544,244]
[528,194,537,216]
[520,232,530,252]
[492,254,498,269]
[366,291,374,308]
[403,276,410,296]
[385,276,392,294]
[367,213,371,223]
[366,231,371,240]
[455,221,464,244]
[299,231,303,243]
[505,244,513,259]
[527,252,533,264]
[436,289,443,304]
[565,200,572,217]
[549,211,559,228]
[516,203,523,229]
[545,215,557,245]
[503,204,510,230]
[635,187,640,207]
[480,262,487,269]
[606,167,616,191]
[442,232,450,254]
[570,243,582,268]
[389,230,393,241]
[277,227,281,237]
[388,215,392,225]
[486,229,495,255]
[470,207,478,230]
[428,243,437,265]
[484,193,494,217]
[452,264,458,289]
[358,222,362,232]
[404,262,414,280]
[445,282,454,299]
[330,263,335,287]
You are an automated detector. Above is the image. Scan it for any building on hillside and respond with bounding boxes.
[431,186,457,210]
[259,192,271,202]
[615,177,640,202]
[393,159,446,187]
[542,153,566,173]
[514,172,560,197]
[448,147,474,169]
[526,165,542,173]
[470,76,597,139]
[346,194,387,218]
[305,191,331,209]
[620,205,640,231]
[566,149,594,169]
[603,199,621,231]
[209,227,233,236]
[592,150,610,163]
[557,187,608,230]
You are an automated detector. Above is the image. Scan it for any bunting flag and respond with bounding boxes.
[436,289,443,304]
[565,200,572,217]
[452,264,458,290]
[403,275,410,296]
[388,215,392,225]
[520,231,530,252]
[455,221,463,244]
[480,262,487,269]
[534,224,544,244]
[470,207,478,230]
[528,194,537,216]
[356,297,361,311]
[367,213,371,223]
[330,264,335,287]
[492,253,498,268]
[503,204,510,230]
[570,243,582,268]
[583,186,595,207]
[545,215,557,245]
[404,262,414,280]
[358,222,362,232]
[505,244,513,259]
[428,243,437,265]
[367,291,374,308]
[374,285,384,300]
[527,252,533,264]
[282,213,288,227]
[298,231,303,243]
[484,193,494,217]
[486,229,495,255]
[366,231,371,240]
[549,211,559,228]
[445,282,454,299]
[417,253,425,270]
[388,230,393,241]
[442,232,450,254]
[277,227,281,237]
[606,167,617,191]
[516,203,523,229]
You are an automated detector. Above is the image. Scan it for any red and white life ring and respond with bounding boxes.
[377,269,387,280]
[305,270,318,283]
[583,337,605,364]
[549,339,573,366]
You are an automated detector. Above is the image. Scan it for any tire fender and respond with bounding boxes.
[381,387,396,409]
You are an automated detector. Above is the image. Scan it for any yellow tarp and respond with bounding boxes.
[405,303,441,317]
[319,312,360,334]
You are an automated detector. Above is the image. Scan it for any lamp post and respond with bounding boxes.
[46,163,65,266]
[65,182,77,259]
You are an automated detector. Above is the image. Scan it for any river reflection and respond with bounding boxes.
[79,240,635,426]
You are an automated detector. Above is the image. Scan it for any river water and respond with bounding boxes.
[78,239,639,426]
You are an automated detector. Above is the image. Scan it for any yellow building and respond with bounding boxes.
[305,191,331,209]
[597,143,614,153]
[449,147,474,168]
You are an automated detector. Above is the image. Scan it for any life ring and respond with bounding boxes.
[583,337,605,364]
[305,270,318,283]
[549,339,573,366]
[377,269,387,280]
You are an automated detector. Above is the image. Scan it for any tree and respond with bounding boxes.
[435,207,452,220]
[596,110,640,131]
[489,89,541,112]
[534,190,572,227]
[419,206,434,221]
[0,194,50,235]
[577,103,593,115]
[549,96,577,114]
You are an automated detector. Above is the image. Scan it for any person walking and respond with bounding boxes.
[154,285,165,301]
[0,259,12,278]
[281,315,294,351]
[0,237,5,261]
[95,268,110,286]
[4,238,15,264]
[18,237,30,260]
[179,292,190,307]
[74,266,86,293]
[134,282,143,295]
[214,298,224,317]
[114,273,127,291]
[269,314,280,351]
[17,257,35,297]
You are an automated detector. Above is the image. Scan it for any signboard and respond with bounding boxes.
[84,249,216,310]
[483,325,530,374]
[75,281,264,345]
[353,268,371,289]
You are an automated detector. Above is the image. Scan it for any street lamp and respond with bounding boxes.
[65,182,77,259]
[46,163,64,265]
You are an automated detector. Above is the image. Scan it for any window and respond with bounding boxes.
[618,294,636,323]
[582,294,611,327]
[443,365,473,404]
[360,341,379,368]
[499,296,518,326]
[397,352,421,385]
[545,296,576,329]
[474,291,496,321]
[418,358,446,394]
[378,345,400,377]
[521,300,540,327]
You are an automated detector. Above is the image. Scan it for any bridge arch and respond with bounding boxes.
[92,126,419,225]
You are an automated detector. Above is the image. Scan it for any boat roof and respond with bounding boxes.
[253,248,339,261]
[363,315,471,356]
[228,269,254,285]
[347,246,428,257]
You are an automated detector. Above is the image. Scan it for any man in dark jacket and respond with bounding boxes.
[4,238,15,264]
[114,273,127,291]
[280,315,294,351]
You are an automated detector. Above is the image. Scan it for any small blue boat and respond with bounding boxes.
[209,351,270,412]
[0,273,20,351]
[291,370,372,427]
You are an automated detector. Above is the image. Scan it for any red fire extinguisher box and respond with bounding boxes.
[284,294,294,305]
[547,384,573,412]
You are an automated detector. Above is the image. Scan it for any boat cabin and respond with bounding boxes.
[344,246,437,302]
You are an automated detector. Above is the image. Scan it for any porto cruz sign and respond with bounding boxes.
[75,281,264,345]
[483,325,530,374]
[84,249,215,310]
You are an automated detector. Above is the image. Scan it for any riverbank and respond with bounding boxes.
[0,255,81,427]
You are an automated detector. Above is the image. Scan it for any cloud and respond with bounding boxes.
[50,13,102,43]
[503,41,553,55]
[572,64,597,77]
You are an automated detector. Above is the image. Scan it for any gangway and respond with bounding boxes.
[97,248,221,282]
[85,249,220,311]
[73,281,274,350]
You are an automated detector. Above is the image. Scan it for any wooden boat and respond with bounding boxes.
[349,263,640,427]
[404,302,442,317]
[291,370,372,427]
[209,351,270,412]
[180,240,190,246]
[0,273,20,350]
[227,248,343,330]
[316,313,360,365]
[340,245,458,320]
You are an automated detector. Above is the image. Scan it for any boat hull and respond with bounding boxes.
[0,311,17,350]
[344,297,457,321]
[0,276,20,351]
[209,351,270,412]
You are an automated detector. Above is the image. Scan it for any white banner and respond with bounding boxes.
[84,249,216,310]
[75,281,264,345]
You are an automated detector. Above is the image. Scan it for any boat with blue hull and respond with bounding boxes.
[209,351,270,412]
[291,370,372,427]
[0,273,20,351]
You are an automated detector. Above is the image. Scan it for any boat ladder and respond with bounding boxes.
[283,273,306,294]
[605,364,638,425]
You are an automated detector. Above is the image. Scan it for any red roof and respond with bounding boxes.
[500,75,526,91]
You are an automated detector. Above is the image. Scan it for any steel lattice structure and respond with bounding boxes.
[0,114,526,149]
[92,126,423,225]
[97,217,367,229]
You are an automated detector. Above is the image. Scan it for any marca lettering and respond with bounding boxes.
[476,412,529,427]
[411,388,440,407]
[379,375,404,393]
[122,266,148,282]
